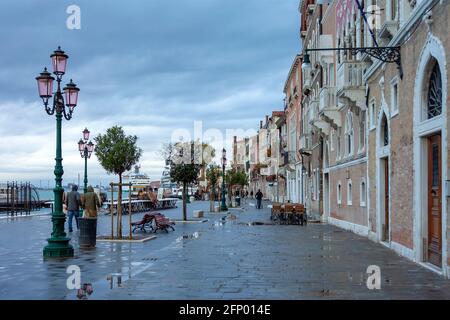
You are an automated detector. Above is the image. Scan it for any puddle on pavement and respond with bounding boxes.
[70,233,193,299]
[72,260,156,299]
[176,232,201,243]
[237,221,273,226]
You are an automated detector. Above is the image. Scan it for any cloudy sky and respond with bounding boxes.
[0,0,300,187]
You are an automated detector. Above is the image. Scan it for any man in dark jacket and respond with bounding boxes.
[66,185,81,232]
[255,189,263,209]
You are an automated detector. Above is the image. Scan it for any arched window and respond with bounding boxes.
[359,111,366,151]
[427,63,442,119]
[324,142,329,168]
[347,180,353,205]
[381,113,389,146]
[336,127,342,159]
[360,180,366,207]
[345,111,354,155]
[337,182,342,205]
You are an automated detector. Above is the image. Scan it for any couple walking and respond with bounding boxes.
[64,185,101,232]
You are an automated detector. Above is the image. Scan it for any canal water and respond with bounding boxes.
[36,189,129,201]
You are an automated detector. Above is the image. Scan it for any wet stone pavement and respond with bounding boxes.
[0,200,449,299]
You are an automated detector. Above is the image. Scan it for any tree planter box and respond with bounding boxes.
[193,210,204,218]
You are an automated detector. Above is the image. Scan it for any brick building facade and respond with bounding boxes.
[233,0,449,278]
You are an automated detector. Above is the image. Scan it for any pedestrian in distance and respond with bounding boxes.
[255,189,263,209]
[82,186,101,218]
[66,185,81,232]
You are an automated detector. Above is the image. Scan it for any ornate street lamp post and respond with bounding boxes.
[220,148,228,211]
[78,128,95,194]
[36,46,80,258]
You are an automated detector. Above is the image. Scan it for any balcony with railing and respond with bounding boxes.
[319,86,336,113]
[309,100,330,136]
[336,61,367,110]
[308,101,319,124]
[319,86,341,129]
[299,134,311,152]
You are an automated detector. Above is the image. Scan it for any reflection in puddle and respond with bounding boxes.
[107,273,123,289]
[176,232,201,243]
[76,283,94,300]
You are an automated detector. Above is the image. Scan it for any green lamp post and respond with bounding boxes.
[36,46,80,258]
[78,128,95,194]
[220,148,228,211]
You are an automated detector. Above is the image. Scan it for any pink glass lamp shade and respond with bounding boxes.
[35,68,55,98]
[50,46,68,76]
[63,79,80,109]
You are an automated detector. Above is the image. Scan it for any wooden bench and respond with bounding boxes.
[131,213,156,233]
[154,214,175,233]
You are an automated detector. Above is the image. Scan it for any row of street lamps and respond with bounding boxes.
[36,47,94,258]
[36,46,227,259]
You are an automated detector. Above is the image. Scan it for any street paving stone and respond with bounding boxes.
[0,200,449,299]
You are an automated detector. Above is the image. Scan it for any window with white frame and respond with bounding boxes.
[316,170,320,201]
[345,111,354,156]
[330,130,335,151]
[359,111,366,151]
[370,99,376,129]
[329,63,335,86]
[337,182,342,205]
[289,115,296,152]
[360,180,366,207]
[391,78,399,115]
[336,127,342,159]
[388,0,398,21]
[347,180,353,205]
[312,170,316,201]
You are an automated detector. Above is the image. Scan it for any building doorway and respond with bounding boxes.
[380,157,390,242]
[427,133,442,267]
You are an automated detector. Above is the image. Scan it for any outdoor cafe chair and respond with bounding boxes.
[293,204,305,225]
[271,203,283,222]
[283,203,295,225]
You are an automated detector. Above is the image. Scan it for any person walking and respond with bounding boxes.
[81,186,101,218]
[255,189,263,209]
[66,185,81,232]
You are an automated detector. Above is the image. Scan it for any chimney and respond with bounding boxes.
[234,136,237,143]
[260,120,263,129]
[265,115,269,125]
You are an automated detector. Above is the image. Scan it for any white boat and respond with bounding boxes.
[124,165,152,198]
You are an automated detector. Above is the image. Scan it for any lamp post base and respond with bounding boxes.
[43,237,74,258]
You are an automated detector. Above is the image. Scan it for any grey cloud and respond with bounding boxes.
[0,0,299,184]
